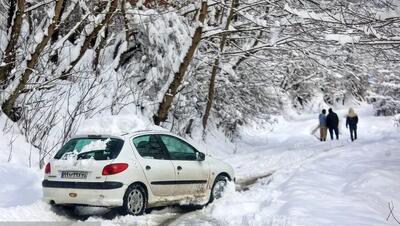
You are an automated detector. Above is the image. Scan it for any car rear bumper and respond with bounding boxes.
[42,180,123,189]
[42,180,126,207]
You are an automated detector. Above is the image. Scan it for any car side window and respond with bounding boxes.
[132,135,168,160]
[160,135,197,161]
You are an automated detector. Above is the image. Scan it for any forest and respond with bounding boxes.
[1,0,399,167]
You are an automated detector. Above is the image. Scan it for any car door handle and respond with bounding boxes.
[146,165,151,170]
[177,166,182,171]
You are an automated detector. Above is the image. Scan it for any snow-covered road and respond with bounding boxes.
[1,105,399,225]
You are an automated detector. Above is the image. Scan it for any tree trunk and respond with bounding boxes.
[61,0,119,79]
[93,28,109,72]
[202,0,237,130]
[232,30,263,71]
[231,6,268,71]
[121,0,130,39]
[49,0,67,65]
[0,0,25,87]
[153,1,208,125]
[1,0,64,122]
[6,0,16,29]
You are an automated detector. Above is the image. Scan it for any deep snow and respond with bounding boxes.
[0,105,399,225]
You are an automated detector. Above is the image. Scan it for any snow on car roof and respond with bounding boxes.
[75,114,166,137]
[71,134,123,139]
[71,129,170,139]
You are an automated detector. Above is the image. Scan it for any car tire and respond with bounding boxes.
[209,175,229,203]
[121,184,147,216]
[50,204,77,217]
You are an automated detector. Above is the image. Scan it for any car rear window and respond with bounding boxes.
[54,137,124,160]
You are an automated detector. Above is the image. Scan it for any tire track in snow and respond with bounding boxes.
[235,172,274,192]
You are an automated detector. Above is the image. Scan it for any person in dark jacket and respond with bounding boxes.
[319,109,327,141]
[326,108,339,140]
[346,108,359,141]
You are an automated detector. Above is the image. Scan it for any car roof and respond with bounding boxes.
[72,130,203,153]
[72,129,173,139]
[71,134,124,139]
[122,129,174,137]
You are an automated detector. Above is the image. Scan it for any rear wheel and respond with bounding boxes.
[209,175,228,203]
[50,204,77,217]
[121,184,147,215]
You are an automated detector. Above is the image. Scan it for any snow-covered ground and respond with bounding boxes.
[0,105,399,225]
[175,106,400,226]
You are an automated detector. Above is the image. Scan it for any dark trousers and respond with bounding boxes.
[329,127,339,140]
[349,126,357,141]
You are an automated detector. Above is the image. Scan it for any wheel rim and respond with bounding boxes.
[127,189,144,214]
[212,179,227,199]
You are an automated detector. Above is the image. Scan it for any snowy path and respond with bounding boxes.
[170,136,400,226]
[1,106,399,225]
[170,107,400,226]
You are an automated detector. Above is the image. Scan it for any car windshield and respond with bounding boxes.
[54,137,124,160]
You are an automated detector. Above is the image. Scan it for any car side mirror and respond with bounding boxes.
[196,152,205,161]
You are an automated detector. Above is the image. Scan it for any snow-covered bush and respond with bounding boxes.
[368,65,400,116]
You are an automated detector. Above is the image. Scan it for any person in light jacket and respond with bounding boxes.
[346,108,359,142]
[319,109,327,141]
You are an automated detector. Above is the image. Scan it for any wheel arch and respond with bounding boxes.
[217,172,232,181]
[125,181,149,202]
[208,172,232,204]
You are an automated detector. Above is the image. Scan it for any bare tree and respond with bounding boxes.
[1,0,65,121]
[61,0,120,79]
[0,0,25,87]
[153,1,208,125]
[202,0,238,130]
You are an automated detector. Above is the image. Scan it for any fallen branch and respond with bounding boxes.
[387,201,400,224]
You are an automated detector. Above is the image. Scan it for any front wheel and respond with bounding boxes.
[121,184,147,215]
[209,175,228,203]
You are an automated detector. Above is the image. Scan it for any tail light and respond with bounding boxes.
[102,163,129,176]
[45,163,51,174]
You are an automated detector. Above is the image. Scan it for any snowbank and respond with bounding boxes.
[0,164,42,208]
[0,114,40,167]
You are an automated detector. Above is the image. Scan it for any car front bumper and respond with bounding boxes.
[42,180,126,207]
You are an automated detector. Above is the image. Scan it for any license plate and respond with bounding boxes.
[61,171,88,179]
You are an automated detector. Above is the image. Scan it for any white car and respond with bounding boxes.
[42,130,234,215]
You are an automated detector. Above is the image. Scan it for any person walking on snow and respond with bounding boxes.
[326,108,339,140]
[346,108,358,142]
[319,109,328,141]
